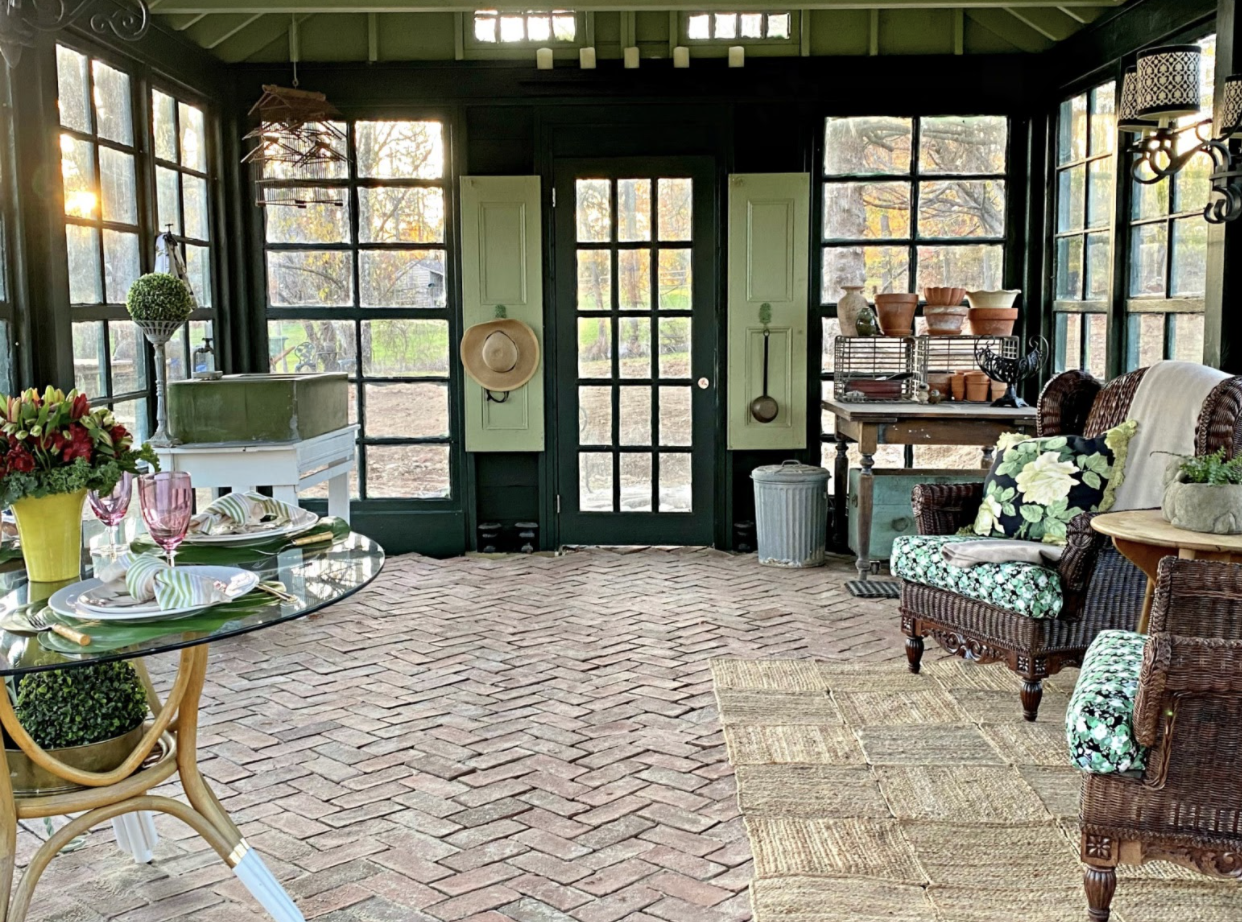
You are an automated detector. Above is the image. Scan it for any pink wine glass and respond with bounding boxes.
[89,472,133,561]
[138,471,193,567]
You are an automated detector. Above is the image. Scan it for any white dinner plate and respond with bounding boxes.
[49,566,260,621]
[183,507,320,546]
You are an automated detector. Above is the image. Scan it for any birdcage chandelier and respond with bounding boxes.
[242,84,350,209]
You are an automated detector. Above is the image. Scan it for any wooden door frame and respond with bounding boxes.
[550,155,719,547]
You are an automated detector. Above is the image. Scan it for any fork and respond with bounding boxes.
[25,610,94,647]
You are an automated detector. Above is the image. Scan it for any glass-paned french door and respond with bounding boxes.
[554,158,717,546]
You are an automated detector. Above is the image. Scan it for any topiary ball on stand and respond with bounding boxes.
[126,273,195,447]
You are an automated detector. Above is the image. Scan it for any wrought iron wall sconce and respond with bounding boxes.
[1120,45,1242,224]
[0,0,150,68]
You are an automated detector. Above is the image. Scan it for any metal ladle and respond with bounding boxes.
[749,329,779,423]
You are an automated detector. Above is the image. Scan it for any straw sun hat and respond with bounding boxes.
[460,318,540,394]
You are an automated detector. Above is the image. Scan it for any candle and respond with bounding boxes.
[624,47,640,69]
[673,46,689,69]
[728,46,744,68]
[536,47,553,70]
[579,47,596,69]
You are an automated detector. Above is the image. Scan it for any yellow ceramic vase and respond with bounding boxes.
[11,490,87,583]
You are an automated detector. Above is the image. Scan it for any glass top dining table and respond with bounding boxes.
[0,531,385,677]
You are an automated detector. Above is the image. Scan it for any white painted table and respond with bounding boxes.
[154,426,357,524]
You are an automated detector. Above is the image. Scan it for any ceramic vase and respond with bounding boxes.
[10,489,86,582]
[837,286,868,337]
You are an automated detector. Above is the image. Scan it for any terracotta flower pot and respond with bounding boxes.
[965,380,991,402]
[923,286,966,307]
[950,373,967,401]
[873,293,918,336]
[923,305,969,336]
[968,308,1019,336]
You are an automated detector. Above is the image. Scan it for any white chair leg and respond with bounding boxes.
[112,812,159,864]
[233,848,305,922]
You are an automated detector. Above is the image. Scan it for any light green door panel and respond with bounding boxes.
[727,173,809,450]
[460,176,545,452]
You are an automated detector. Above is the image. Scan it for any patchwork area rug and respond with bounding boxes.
[712,657,1242,922]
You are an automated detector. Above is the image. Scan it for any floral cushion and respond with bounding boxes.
[1066,630,1148,775]
[890,535,1063,620]
[968,422,1137,546]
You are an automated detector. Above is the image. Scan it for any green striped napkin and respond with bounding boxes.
[189,491,296,536]
[101,552,231,610]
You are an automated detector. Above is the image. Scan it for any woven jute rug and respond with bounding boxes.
[713,657,1242,922]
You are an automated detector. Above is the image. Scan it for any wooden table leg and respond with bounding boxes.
[833,435,849,551]
[855,431,877,580]
[0,647,307,922]
[328,472,351,525]
[1111,537,1170,634]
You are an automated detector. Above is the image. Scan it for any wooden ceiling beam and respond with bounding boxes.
[153,0,1126,13]
[965,8,1054,52]
[1004,5,1078,40]
[211,12,314,62]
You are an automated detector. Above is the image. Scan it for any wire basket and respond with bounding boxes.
[916,335,1019,377]
[133,318,185,346]
[833,336,918,402]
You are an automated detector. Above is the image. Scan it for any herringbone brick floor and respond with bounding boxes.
[22,547,905,922]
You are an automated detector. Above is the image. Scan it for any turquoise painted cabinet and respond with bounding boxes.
[847,468,985,560]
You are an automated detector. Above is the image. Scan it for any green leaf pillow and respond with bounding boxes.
[970,421,1138,546]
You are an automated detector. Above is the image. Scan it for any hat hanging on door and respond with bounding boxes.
[460,317,540,397]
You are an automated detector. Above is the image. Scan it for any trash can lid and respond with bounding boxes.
[751,460,831,483]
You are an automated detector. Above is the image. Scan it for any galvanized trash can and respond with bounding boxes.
[751,461,831,568]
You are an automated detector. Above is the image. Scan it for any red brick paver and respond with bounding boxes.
[21,547,902,921]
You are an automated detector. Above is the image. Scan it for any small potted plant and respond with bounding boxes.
[5,660,149,795]
[1,388,158,581]
[1162,448,1242,535]
[126,273,195,447]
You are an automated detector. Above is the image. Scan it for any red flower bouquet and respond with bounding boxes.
[0,387,158,505]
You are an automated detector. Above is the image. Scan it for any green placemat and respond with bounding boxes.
[37,588,282,654]
[129,516,349,566]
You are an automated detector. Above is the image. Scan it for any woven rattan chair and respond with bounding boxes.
[900,367,1242,721]
[1078,557,1242,921]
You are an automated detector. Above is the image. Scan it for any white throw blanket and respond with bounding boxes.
[942,539,1063,569]
[1110,361,1229,511]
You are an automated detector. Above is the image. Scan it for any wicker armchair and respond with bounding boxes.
[900,367,1242,721]
[1079,557,1242,921]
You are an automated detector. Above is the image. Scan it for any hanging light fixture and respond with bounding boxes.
[241,84,350,209]
[1124,44,1242,224]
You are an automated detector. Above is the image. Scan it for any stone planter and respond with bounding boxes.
[1162,480,1242,535]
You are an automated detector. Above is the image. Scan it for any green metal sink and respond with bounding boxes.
[168,373,349,444]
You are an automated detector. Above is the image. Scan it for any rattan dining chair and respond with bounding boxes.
[899,367,1242,720]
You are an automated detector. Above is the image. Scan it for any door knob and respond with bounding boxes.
[697,377,710,389]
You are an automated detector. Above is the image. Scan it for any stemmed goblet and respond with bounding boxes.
[88,472,133,562]
[138,471,193,567]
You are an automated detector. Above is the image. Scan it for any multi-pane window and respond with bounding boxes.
[473,9,576,43]
[1052,82,1115,378]
[685,11,792,41]
[264,119,454,501]
[820,116,1008,305]
[57,44,148,435]
[1125,34,1214,370]
[574,176,694,514]
[151,89,215,380]
[819,115,1009,476]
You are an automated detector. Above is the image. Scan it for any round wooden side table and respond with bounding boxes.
[1091,509,1242,632]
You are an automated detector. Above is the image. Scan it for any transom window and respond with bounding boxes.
[473,9,577,43]
[574,177,695,514]
[820,115,1009,305]
[263,119,455,501]
[686,11,792,42]
[1052,81,1115,378]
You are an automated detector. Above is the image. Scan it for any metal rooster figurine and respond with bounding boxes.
[974,337,1047,408]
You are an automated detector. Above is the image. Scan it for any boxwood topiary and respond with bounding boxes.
[15,661,148,750]
[125,272,195,324]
